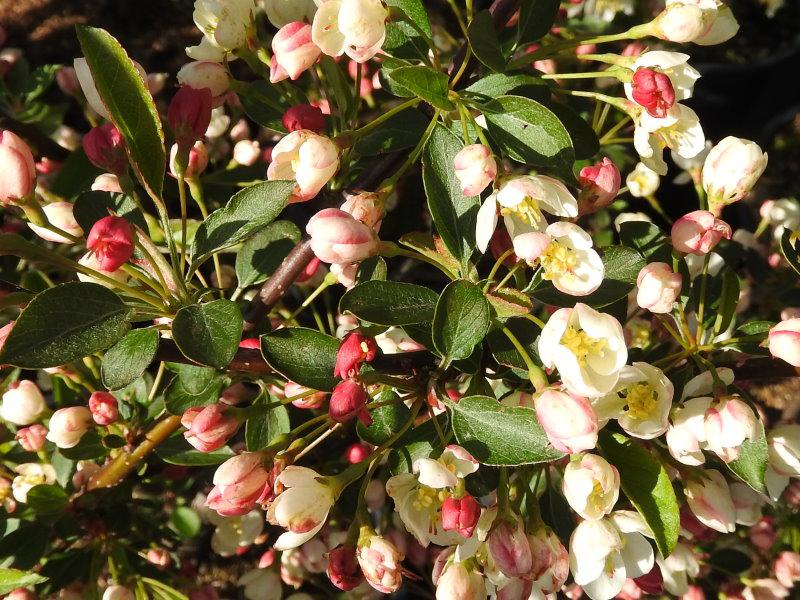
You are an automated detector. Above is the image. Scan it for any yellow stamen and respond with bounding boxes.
[500,195,543,227]
[540,240,577,278]
[623,383,658,420]
[560,327,606,366]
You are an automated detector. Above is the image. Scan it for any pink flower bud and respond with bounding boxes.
[182,404,239,453]
[239,338,260,350]
[88,391,118,425]
[453,144,497,197]
[578,157,621,213]
[1,380,46,425]
[55,66,80,96]
[630,68,676,118]
[46,406,93,449]
[683,584,706,600]
[704,396,757,462]
[0,129,36,205]
[306,208,378,264]
[622,42,646,57]
[534,389,598,454]
[296,256,322,283]
[685,470,736,533]
[83,123,128,175]
[15,424,47,452]
[92,173,123,193]
[283,381,326,409]
[487,517,533,578]
[334,332,377,379]
[440,494,481,538]
[774,551,800,589]
[435,562,485,600]
[749,516,777,551]
[4,589,37,600]
[671,210,731,255]
[357,534,404,594]
[170,141,209,179]
[636,262,682,314]
[329,379,371,426]
[177,61,230,100]
[272,22,321,81]
[634,563,664,595]
[86,216,135,272]
[328,545,365,591]
[168,86,212,148]
[269,55,289,83]
[767,319,800,367]
[283,104,326,133]
[340,191,385,229]
[146,548,171,568]
[206,453,270,516]
[345,442,371,464]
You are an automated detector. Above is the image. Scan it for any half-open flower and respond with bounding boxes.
[268,130,339,202]
[312,0,388,63]
[268,465,335,549]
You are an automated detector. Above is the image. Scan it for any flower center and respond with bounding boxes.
[412,486,446,511]
[560,327,606,366]
[624,383,658,420]
[21,473,46,486]
[540,240,577,278]
[500,196,543,227]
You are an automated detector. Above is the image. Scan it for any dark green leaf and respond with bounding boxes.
[450,395,563,465]
[101,327,159,390]
[598,430,680,557]
[170,506,202,538]
[26,485,69,515]
[191,180,295,264]
[423,125,481,270]
[353,108,430,156]
[235,221,301,289]
[618,221,672,263]
[260,327,340,392]
[0,568,48,594]
[340,281,438,326]
[355,256,388,283]
[547,102,599,160]
[319,56,354,120]
[432,280,491,364]
[713,269,740,335]
[0,527,49,570]
[388,414,449,474]
[465,72,548,102]
[237,80,285,131]
[467,10,506,72]
[172,300,243,369]
[76,26,165,198]
[164,371,224,415]
[517,0,560,44]
[727,420,769,493]
[486,317,541,370]
[0,282,130,368]
[387,66,454,111]
[73,190,148,233]
[246,401,290,451]
[59,431,109,461]
[357,396,411,445]
[736,321,774,336]
[383,22,429,61]
[387,0,432,35]
[156,435,235,466]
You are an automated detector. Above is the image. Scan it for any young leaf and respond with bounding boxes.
[0,282,130,368]
[467,10,506,72]
[387,66,455,111]
[101,327,159,390]
[340,280,438,325]
[172,300,243,369]
[432,280,491,364]
[598,430,680,557]
[191,180,295,265]
[483,95,575,178]
[449,395,564,465]
[235,220,301,289]
[0,568,48,595]
[260,327,340,392]
[246,399,291,451]
[357,396,412,445]
[422,125,481,271]
[727,419,769,493]
[75,26,165,198]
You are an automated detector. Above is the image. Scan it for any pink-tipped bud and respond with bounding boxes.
[630,68,675,118]
[441,494,481,538]
[453,144,497,197]
[329,379,371,426]
[328,545,365,591]
[56,66,80,96]
[334,332,377,379]
[170,141,209,179]
[88,391,119,425]
[769,319,800,367]
[345,442,372,464]
[46,406,93,449]
[578,157,621,213]
[16,424,47,452]
[0,129,36,205]
[487,518,533,578]
[534,389,598,454]
[206,453,270,517]
[671,210,732,255]
[239,338,260,349]
[272,22,321,82]
[176,61,230,100]
[182,404,239,453]
[86,216,135,272]
[356,535,404,594]
[774,551,800,589]
[82,123,128,175]
[284,381,326,409]
[283,104,326,133]
[340,191,385,229]
[168,86,212,148]
[306,208,379,264]
[636,262,682,314]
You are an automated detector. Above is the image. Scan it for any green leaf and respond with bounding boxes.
[713,269,740,335]
[26,484,69,515]
[727,419,769,493]
[486,317,540,370]
[387,66,454,111]
[353,108,430,156]
[483,95,575,178]
[246,401,291,451]
[340,281,438,326]
[260,327,340,392]
[388,414,449,474]
[235,221,301,289]
[164,369,224,415]
[387,0,432,36]
[547,102,599,160]
[0,282,130,368]
[467,10,506,72]
[780,229,800,277]
[736,321,774,336]
[76,26,165,198]
[59,430,109,461]
[0,526,49,570]
[170,506,202,538]
[517,0,560,44]
[355,256,388,283]
[422,125,481,271]
[101,327,159,390]
[618,221,672,263]
[0,568,48,595]
[172,300,243,369]
[190,180,295,265]
[449,395,564,465]
[432,280,491,364]
[73,190,148,233]
[236,80,285,131]
[486,287,533,319]
[598,430,680,557]
[357,396,411,445]
[465,72,548,102]
[383,22,430,61]
[156,435,235,466]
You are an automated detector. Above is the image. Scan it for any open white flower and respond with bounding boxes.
[658,542,701,596]
[623,51,700,105]
[267,129,339,202]
[626,162,660,198]
[633,104,706,176]
[476,175,579,253]
[514,222,604,296]
[594,362,674,439]
[12,463,56,503]
[563,454,620,520]
[666,396,712,466]
[704,395,758,462]
[538,303,628,398]
[569,516,654,600]
[312,0,388,63]
[193,0,255,51]
[656,0,739,46]
[267,466,335,550]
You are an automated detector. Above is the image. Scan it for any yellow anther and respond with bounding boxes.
[540,240,578,279]
[500,195,543,227]
[560,327,607,366]
[624,383,658,420]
